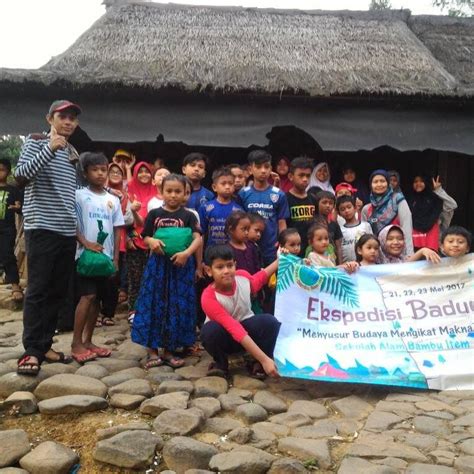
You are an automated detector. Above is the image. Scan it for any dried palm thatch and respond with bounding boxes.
[0,2,471,97]
[410,15,474,95]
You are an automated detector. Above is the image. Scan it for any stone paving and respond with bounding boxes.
[0,285,474,473]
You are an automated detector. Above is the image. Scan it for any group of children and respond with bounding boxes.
[2,146,472,378]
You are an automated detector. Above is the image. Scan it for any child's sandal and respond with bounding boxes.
[88,346,112,358]
[144,356,164,369]
[163,355,185,369]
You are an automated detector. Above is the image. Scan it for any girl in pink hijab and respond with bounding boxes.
[126,161,155,323]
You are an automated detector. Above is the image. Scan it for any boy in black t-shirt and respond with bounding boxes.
[285,157,315,257]
[0,159,23,301]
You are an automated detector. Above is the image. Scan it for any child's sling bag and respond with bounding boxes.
[77,220,116,277]
[153,227,193,257]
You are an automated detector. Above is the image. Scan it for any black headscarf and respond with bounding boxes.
[407,175,443,232]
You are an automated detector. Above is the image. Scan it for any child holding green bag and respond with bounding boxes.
[72,153,124,364]
[131,174,202,369]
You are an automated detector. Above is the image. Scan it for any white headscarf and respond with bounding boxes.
[308,162,334,193]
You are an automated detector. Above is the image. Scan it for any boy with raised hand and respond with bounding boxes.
[238,150,289,266]
[15,99,81,375]
[72,152,124,363]
[337,195,373,263]
[0,158,23,302]
[182,152,214,211]
[199,167,242,248]
[200,244,281,379]
[285,157,316,257]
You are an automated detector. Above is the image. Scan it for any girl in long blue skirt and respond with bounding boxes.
[131,174,202,369]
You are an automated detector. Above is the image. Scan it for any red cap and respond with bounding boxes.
[48,100,81,115]
[335,182,358,194]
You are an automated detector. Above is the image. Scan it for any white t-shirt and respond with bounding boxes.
[76,187,124,260]
[147,196,164,213]
[337,212,359,227]
[341,221,373,262]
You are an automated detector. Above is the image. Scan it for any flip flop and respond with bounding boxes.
[88,346,112,358]
[17,355,40,376]
[44,351,73,364]
[101,317,115,326]
[163,355,185,369]
[71,350,97,364]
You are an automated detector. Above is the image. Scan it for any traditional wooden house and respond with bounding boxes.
[0,1,472,228]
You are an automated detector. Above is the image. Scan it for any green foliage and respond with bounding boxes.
[319,267,359,308]
[369,0,392,10]
[433,0,473,16]
[0,135,24,167]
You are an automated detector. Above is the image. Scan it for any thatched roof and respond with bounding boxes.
[0,2,472,98]
[410,15,474,95]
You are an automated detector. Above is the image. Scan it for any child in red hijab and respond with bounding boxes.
[126,160,155,323]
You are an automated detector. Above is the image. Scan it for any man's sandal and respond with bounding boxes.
[44,351,73,364]
[101,317,115,327]
[17,355,40,376]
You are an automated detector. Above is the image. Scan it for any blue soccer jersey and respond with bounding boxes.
[199,199,243,247]
[188,186,214,211]
[238,185,290,263]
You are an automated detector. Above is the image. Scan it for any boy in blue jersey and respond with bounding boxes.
[199,167,242,248]
[238,150,289,265]
[182,153,214,211]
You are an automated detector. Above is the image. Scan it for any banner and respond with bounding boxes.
[274,253,474,390]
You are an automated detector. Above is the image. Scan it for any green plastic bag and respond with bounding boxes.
[77,220,116,277]
[153,227,193,257]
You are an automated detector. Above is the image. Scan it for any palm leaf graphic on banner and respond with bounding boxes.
[276,253,300,292]
[318,267,359,308]
[276,254,359,308]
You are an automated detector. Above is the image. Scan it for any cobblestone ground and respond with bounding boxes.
[0,284,473,474]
